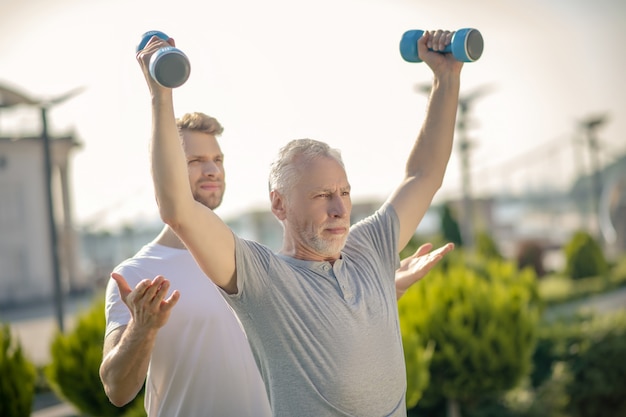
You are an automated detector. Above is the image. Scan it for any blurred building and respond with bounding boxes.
[0,134,85,306]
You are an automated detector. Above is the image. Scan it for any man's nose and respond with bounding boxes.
[202,161,220,175]
[330,196,349,218]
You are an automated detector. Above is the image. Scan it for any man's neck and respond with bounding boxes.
[154,225,187,249]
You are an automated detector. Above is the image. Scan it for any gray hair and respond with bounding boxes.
[268,138,344,196]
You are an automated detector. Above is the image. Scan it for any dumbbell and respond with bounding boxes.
[136,30,191,88]
[399,28,483,63]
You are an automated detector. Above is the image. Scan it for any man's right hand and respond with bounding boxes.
[100,273,179,407]
[135,35,175,95]
[111,273,181,330]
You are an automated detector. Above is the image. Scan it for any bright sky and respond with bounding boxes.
[1,0,624,231]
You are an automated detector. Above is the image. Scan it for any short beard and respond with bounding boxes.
[193,192,223,211]
[304,231,347,257]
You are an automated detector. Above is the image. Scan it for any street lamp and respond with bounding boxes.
[415,82,495,250]
[0,83,83,332]
[579,113,609,244]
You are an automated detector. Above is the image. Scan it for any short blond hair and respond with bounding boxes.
[176,112,224,136]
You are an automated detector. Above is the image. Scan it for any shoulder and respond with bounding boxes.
[349,203,399,238]
[233,235,275,261]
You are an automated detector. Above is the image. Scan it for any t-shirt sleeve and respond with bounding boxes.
[232,236,273,295]
[347,203,401,283]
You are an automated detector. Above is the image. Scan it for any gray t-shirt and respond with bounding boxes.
[225,203,406,417]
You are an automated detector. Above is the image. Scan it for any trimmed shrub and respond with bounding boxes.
[401,326,434,409]
[565,314,626,417]
[564,231,608,279]
[45,297,145,416]
[399,258,540,415]
[475,231,503,261]
[529,312,626,417]
[0,322,36,417]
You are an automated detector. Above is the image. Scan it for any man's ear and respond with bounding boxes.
[270,190,287,220]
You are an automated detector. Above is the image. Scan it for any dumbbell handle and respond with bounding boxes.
[400,28,484,63]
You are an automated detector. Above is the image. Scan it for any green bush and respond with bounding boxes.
[0,322,36,417]
[475,231,503,261]
[45,296,146,416]
[527,311,626,417]
[565,314,626,417]
[401,327,434,409]
[564,231,608,279]
[539,274,610,311]
[538,252,626,309]
[399,258,541,415]
[609,254,626,286]
[530,317,583,389]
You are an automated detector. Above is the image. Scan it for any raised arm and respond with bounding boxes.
[136,36,237,293]
[387,30,463,250]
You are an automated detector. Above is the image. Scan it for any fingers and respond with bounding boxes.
[135,36,172,76]
[163,290,181,311]
[143,36,170,53]
[119,275,179,329]
[417,30,464,74]
[111,272,133,299]
[142,276,171,306]
[413,242,434,258]
[410,242,454,268]
[399,243,435,269]
[432,242,455,258]
[120,275,175,306]
[426,30,453,51]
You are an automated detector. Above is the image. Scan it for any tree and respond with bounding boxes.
[440,203,463,247]
[564,231,608,279]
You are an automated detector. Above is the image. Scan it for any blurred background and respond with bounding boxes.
[0,0,625,416]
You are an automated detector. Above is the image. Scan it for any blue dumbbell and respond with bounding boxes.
[399,28,483,63]
[137,30,191,88]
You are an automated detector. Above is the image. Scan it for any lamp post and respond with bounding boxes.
[580,114,609,244]
[0,84,83,332]
[414,83,495,250]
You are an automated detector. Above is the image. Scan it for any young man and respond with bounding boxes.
[133,29,462,416]
[100,112,453,416]
[99,112,273,416]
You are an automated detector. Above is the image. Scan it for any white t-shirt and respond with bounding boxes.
[105,243,272,417]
